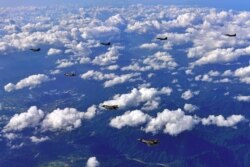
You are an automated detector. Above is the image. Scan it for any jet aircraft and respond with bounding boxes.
[102,104,119,110]
[64,72,77,77]
[156,37,168,40]
[138,138,160,146]
[30,48,41,52]
[100,42,111,46]
[224,33,236,37]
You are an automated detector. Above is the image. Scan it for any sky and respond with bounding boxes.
[0,0,250,11]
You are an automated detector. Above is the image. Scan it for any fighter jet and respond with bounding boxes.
[138,138,159,146]
[156,37,168,40]
[102,104,119,110]
[64,72,77,77]
[100,42,111,46]
[224,33,236,37]
[30,48,41,52]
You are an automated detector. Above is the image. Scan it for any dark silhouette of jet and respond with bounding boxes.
[102,104,119,110]
[30,48,41,52]
[100,42,111,46]
[138,138,159,146]
[64,72,77,77]
[156,37,168,40]
[224,33,236,37]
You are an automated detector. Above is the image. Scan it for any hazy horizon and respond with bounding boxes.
[0,0,250,11]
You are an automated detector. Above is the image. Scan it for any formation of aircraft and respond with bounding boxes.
[224,33,236,37]
[30,31,235,150]
[138,138,160,146]
[30,48,41,52]
[102,104,119,110]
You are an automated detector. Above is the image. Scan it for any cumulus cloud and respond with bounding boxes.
[47,48,62,56]
[144,108,199,135]
[234,65,250,84]
[81,70,140,87]
[184,103,199,113]
[121,51,177,72]
[81,25,120,39]
[3,105,97,136]
[234,95,250,102]
[141,99,160,111]
[110,108,245,135]
[103,73,140,87]
[41,106,97,132]
[143,51,178,70]
[181,90,194,100]
[105,14,125,26]
[56,59,75,68]
[101,86,172,109]
[30,136,50,143]
[81,70,116,81]
[92,46,123,66]
[109,110,150,129]
[105,65,119,71]
[86,157,100,167]
[139,43,158,50]
[193,47,250,66]
[201,115,245,127]
[3,106,44,132]
[126,20,161,34]
[4,74,54,92]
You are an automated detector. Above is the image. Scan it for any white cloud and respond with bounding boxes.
[184,103,199,113]
[92,46,123,66]
[122,51,177,72]
[126,20,161,34]
[143,51,178,70]
[109,110,150,129]
[105,14,125,26]
[56,59,75,68]
[3,133,20,140]
[201,115,245,127]
[79,57,91,64]
[234,65,250,84]
[101,86,171,109]
[121,63,151,72]
[181,90,194,100]
[102,87,158,108]
[144,108,199,135]
[81,70,139,87]
[141,99,160,111]
[4,74,54,92]
[105,65,119,71]
[139,43,158,50]
[30,136,50,143]
[86,157,100,167]
[50,69,61,75]
[3,106,44,132]
[3,105,97,136]
[47,48,62,56]
[234,95,250,102]
[103,73,140,87]
[81,70,116,81]
[41,106,96,132]
[193,46,250,66]
[83,105,98,120]
[81,25,120,39]
[159,87,173,95]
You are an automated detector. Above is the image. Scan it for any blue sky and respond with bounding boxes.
[1,0,250,11]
